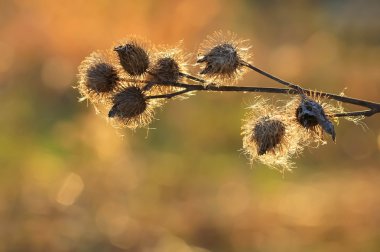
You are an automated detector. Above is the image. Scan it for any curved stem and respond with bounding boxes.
[241,62,304,93]
[146,88,191,99]
[123,78,380,118]
[179,72,206,84]
[332,110,376,118]
[241,63,380,111]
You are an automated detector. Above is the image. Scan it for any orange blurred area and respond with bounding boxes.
[0,0,380,251]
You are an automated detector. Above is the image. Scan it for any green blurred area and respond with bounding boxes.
[0,0,380,251]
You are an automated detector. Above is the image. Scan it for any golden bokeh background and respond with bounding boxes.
[1,0,380,251]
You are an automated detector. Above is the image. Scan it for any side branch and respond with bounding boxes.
[240,62,380,116]
[241,62,304,93]
[241,63,380,111]
[146,88,192,99]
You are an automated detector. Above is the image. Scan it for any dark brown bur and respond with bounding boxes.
[252,116,286,155]
[197,43,240,76]
[150,57,181,83]
[296,98,336,141]
[114,43,150,76]
[109,87,147,119]
[296,100,320,128]
[86,62,119,93]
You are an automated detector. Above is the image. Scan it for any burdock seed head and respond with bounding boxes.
[295,97,336,141]
[252,116,286,155]
[242,99,306,172]
[197,31,251,85]
[77,51,120,102]
[114,38,150,77]
[147,45,190,95]
[108,84,158,130]
[150,57,180,83]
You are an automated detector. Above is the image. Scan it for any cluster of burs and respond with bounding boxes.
[77,31,344,172]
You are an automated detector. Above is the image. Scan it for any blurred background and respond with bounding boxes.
[1,0,380,251]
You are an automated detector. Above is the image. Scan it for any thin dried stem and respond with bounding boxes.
[179,72,206,84]
[135,79,380,118]
[241,61,304,93]
[146,88,192,99]
[332,110,376,117]
[241,62,380,116]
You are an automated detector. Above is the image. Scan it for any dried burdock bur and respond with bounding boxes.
[252,116,286,155]
[108,85,159,129]
[197,31,251,85]
[114,39,150,77]
[148,57,181,95]
[77,51,120,102]
[109,86,147,118]
[152,57,180,81]
[198,43,239,75]
[296,98,336,141]
[242,99,306,172]
[147,46,190,95]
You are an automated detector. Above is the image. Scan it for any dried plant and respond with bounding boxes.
[78,51,120,102]
[242,99,304,172]
[76,31,380,172]
[197,31,250,84]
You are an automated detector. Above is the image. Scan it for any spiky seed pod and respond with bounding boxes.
[114,38,150,77]
[150,57,180,83]
[253,116,286,155]
[198,43,239,75]
[295,97,336,141]
[109,87,147,118]
[108,85,159,130]
[77,51,120,102]
[147,46,190,95]
[197,31,251,85]
[242,99,307,172]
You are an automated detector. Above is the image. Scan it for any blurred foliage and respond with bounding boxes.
[0,0,379,251]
